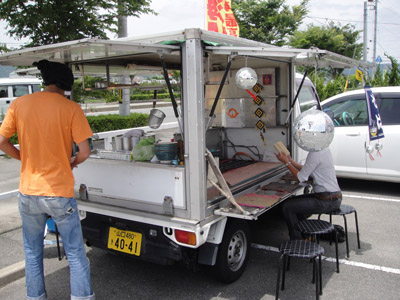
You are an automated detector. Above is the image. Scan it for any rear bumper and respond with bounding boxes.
[81,212,182,265]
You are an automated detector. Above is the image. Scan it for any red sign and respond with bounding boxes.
[207,0,239,37]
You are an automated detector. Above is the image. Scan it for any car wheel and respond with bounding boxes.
[214,219,250,283]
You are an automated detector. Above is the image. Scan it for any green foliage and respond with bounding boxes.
[0,43,10,53]
[290,22,362,77]
[364,54,400,87]
[8,113,148,144]
[0,0,155,47]
[9,133,19,145]
[231,0,309,46]
[307,70,361,101]
[290,22,362,59]
[384,54,400,86]
[86,113,148,133]
[72,77,119,103]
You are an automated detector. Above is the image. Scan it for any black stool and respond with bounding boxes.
[276,240,324,300]
[295,219,340,273]
[319,204,361,258]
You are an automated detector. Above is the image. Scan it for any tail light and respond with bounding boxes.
[174,229,196,246]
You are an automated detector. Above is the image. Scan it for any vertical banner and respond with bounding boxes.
[364,85,384,141]
[207,0,239,37]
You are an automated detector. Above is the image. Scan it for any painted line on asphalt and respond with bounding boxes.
[0,189,18,201]
[343,193,400,203]
[252,243,400,275]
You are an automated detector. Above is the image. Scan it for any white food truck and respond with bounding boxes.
[0,28,368,283]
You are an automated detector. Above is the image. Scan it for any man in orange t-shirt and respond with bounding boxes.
[0,60,94,300]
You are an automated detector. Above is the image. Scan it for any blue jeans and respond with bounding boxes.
[18,193,95,300]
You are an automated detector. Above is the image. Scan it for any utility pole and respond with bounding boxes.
[373,0,378,64]
[363,1,368,63]
[118,1,130,117]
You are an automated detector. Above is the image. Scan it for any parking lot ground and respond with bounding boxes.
[1,179,400,299]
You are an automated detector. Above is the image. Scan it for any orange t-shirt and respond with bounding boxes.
[0,91,93,197]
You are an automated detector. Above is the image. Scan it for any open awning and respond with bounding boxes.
[0,38,181,70]
[206,46,372,69]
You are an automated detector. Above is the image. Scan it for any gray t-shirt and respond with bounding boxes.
[297,148,340,193]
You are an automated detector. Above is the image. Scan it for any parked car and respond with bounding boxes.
[296,73,320,113]
[321,87,400,183]
[0,77,42,122]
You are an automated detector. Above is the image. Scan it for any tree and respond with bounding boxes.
[384,53,400,86]
[0,0,155,47]
[231,0,309,46]
[290,22,363,59]
[0,43,9,53]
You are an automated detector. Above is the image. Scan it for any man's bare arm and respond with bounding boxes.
[0,134,20,160]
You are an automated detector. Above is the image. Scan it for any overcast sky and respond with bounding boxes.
[1,0,399,63]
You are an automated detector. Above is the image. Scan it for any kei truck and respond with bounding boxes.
[0,28,368,283]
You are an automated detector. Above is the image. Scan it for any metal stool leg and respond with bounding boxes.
[334,229,339,273]
[315,258,320,300]
[319,254,323,295]
[281,254,287,290]
[276,254,283,300]
[354,210,361,249]
[343,215,350,258]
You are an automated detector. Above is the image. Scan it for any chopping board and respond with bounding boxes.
[222,162,281,187]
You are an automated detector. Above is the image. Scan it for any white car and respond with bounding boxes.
[321,87,400,183]
[0,77,42,122]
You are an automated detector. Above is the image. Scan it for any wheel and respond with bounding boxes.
[214,220,251,283]
[342,112,354,125]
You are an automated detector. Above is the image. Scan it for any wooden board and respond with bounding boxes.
[262,181,300,193]
[236,193,281,208]
[222,162,281,187]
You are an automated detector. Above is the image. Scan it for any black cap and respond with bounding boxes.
[33,60,74,91]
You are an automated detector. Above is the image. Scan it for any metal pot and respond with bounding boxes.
[95,81,108,89]
[113,136,123,151]
[148,109,166,129]
[122,137,132,151]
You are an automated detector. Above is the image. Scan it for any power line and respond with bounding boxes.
[306,15,400,26]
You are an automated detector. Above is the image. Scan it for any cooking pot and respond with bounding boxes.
[95,81,108,89]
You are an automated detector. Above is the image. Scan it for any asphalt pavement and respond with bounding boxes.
[1,102,400,298]
[0,100,167,288]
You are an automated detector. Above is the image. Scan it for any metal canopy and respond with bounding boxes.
[0,28,371,71]
[207,46,372,69]
[295,48,374,69]
[0,38,181,67]
[206,46,302,62]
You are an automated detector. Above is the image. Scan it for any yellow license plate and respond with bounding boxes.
[107,227,142,256]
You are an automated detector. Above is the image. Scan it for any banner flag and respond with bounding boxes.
[364,85,384,141]
[207,0,239,37]
[355,69,363,82]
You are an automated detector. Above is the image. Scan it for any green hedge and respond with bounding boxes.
[10,134,19,145]
[86,113,148,133]
[8,113,149,145]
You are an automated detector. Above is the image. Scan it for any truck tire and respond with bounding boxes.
[214,219,251,283]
